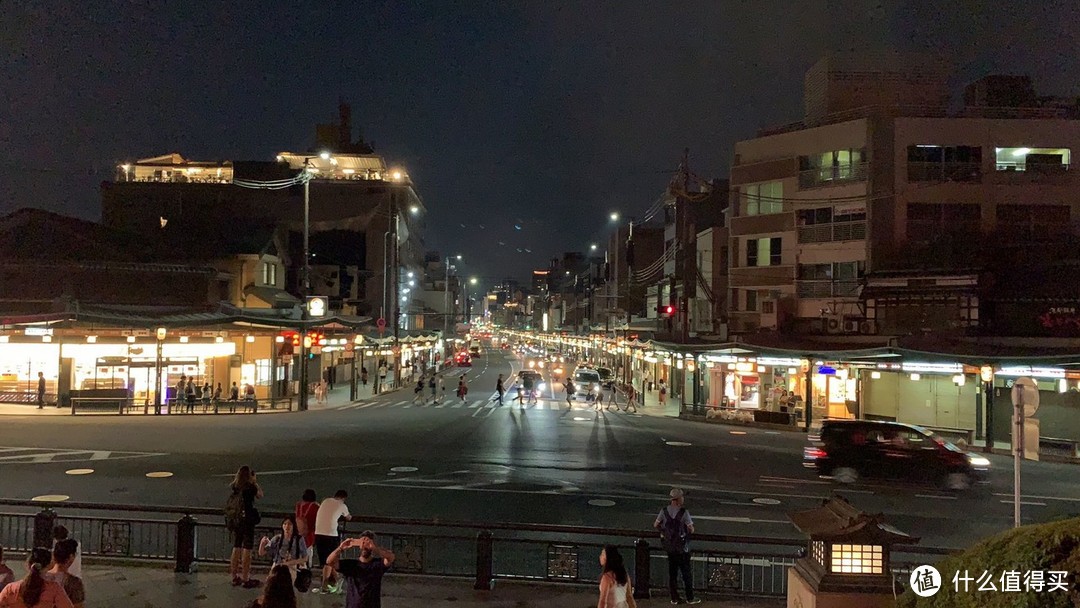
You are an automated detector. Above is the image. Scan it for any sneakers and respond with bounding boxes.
[687,600,702,605]
[231,576,242,587]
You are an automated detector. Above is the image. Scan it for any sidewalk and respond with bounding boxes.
[60,563,782,607]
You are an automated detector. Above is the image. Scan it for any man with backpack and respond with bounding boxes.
[654,488,700,604]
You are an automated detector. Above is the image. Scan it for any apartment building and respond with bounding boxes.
[728,52,1080,337]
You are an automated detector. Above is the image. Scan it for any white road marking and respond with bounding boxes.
[999,499,1047,506]
[916,494,958,500]
[358,402,378,409]
[693,515,790,524]
[0,447,165,465]
[992,492,1080,503]
[660,482,824,501]
[469,400,484,409]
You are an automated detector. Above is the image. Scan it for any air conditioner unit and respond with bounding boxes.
[858,319,877,335]
[824,314,844,334]
[843,319,859,333]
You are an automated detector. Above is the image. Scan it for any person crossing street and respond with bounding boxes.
[491,374,505,405]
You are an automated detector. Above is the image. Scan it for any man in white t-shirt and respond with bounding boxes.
[313,490,352,592]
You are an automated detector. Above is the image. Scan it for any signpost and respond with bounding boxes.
[1010,376,1040,528]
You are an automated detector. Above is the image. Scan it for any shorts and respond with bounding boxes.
[232,521,256,550]
[315,534,339,565]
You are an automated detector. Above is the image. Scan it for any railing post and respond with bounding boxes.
[175,515,197,573]
[473,530,494,590]
[33,508,57,548]
[633,538,651,599]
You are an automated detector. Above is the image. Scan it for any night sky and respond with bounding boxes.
[4,1,1079,281]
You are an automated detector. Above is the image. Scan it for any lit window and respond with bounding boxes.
[829,543,883,574]
[746,237,783,267]
[995,147,1071,172]
[262,262,277,286]
[743,181,784,216]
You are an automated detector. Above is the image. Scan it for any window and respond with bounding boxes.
[743,181,784,216]
[261,261,277,286]
[995,147,1071,172]
[745,290,757,311]
[907,145,982,182]
[906,203,981,242]
[797,262,863,298]
[830,544,884,575]
[798,206,867,225]
[762,299,775,314]
[995,204,1070,241]
[799,148,866,187]
[746,237,782,267]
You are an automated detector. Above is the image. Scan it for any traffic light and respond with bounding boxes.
[658,304,676,316]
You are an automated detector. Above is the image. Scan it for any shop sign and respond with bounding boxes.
[24,327,53,336]
[306,296,328,318]
[1037,306,1080,330]
[817,365,837,375]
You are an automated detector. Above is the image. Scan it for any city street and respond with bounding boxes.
[1,348,1078,551]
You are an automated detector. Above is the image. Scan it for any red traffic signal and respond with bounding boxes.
[658,304,676,316]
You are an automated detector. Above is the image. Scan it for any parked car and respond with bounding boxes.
[803,419,990,491]
[571,367,601,401]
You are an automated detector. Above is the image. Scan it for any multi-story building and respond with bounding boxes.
[728,52,1080,337]
[101,105,427,324]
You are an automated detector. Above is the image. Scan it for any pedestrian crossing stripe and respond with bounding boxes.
[334,400,636,413]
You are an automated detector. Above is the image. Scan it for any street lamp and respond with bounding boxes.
[154,327,166,414]
[981,365,995,452]
[590,244,598,251]
[609,211,620,222]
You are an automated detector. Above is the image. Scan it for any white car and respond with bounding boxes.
[571,368,601,401]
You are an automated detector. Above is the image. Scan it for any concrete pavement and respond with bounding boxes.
[6,562,783,608]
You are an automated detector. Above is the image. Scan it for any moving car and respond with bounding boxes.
[469,340,482,357]
[596,367,615,388]
[571,367,601,401]
[517,369,546,396]
[455,351,472,367]
[803,419,990,491]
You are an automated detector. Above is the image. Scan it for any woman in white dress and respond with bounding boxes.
[597,545,637,608]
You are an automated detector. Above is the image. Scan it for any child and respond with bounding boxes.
[0,546,14,591]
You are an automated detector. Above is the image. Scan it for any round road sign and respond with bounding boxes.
[1011,376,1040,417]
[376,318,387,329]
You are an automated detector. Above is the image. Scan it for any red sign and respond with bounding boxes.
[376,318,387,329]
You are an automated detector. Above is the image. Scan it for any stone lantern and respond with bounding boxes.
[787,497,918,608]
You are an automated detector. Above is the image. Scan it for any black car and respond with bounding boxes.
[803,420,991,491]
[596,367,615,388]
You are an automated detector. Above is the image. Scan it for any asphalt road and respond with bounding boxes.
[1,348,1079,551]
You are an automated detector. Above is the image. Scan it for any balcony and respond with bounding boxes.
[797,280,860,299]
[906,162,981,183]
[797,220,867,244]
[798,162,868,189]
[988,163,1075,185]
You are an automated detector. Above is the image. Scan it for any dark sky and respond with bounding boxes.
[3,1,1079,282]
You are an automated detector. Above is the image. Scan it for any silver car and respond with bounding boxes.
[572,368,601,401]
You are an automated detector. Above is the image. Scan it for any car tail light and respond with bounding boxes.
[804,447,827,460]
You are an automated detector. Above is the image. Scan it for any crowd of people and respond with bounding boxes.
[0,526,85,608]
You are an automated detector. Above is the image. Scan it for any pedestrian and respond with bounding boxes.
[317,378,328,404]
[175,375,187,410]
[428,375,437,404]
[604,383,619,411]
[227,465,264,589]
[246,564,297,608]
[294,489,319,568]
[622,384,638,413]
[258,516,308,575]
[658,379,667,405]
[44,539,85,608]
[0,547,13,592]
[377,361,388,390]
[0,547,73,608]
[229,381,240,412]
[438,376,447,404]
[185,378,196,413]
[325,531,395,608]
[524,374,537,405]
[456,375,468,402]
[245,382,257,411]
[360,367,369,387]
[564,378,575,408]
[654,488,699,604]
[491,374,505,405]
[597,545,636,608]
[51,526,81,578]
[214,382,223,410]
[36,372,45,409]
[412,377,425,405]
[313,490,352,594]
[325,367,334,391]
[512,380,524,407]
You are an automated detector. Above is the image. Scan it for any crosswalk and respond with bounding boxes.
[333,398,613,412]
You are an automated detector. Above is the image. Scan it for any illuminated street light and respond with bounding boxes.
[590,244,598,251]
[610,211,620,222]
[392,170,403,181]
[408,271,415,278]
[319,151,331,160]
[410,205,419,215]
[469,277,478,285]
[409,280,415,286]
[456,254,462,260]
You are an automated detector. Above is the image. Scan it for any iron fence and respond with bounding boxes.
[0,499,957,599]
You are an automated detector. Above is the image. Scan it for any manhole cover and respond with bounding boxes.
[145,471,173,478]
[753,498,782,505]
[65,469,94,476]
[588,499,616,507]
[32,495,69,502]
[665,441,693,447]
[390,466,418,473]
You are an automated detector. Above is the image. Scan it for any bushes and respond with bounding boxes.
[898,517,1079,607]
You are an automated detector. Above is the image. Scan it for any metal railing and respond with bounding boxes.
[797,221,866,244]
[797,163,868,189]
[0,499,957,599]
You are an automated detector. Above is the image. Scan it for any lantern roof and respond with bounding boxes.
[789,497,918,545]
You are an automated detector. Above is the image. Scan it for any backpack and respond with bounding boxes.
[659,507,688,553]
[224,489,244,531]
